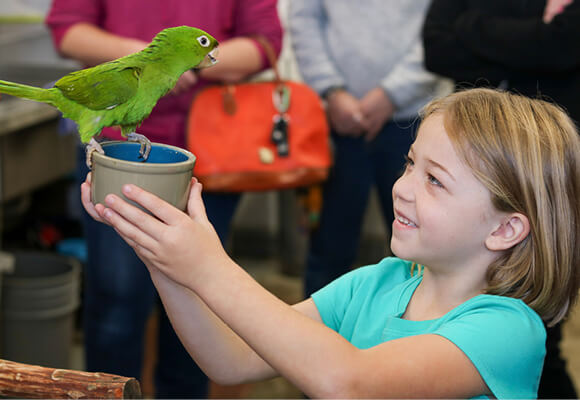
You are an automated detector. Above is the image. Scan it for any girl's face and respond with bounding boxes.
[391,114,503,271]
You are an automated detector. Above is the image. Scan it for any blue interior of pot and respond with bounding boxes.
[102,142,189,164]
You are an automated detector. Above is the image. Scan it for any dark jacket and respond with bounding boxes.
[422,0,580,124]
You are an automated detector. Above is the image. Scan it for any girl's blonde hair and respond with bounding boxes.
[420,88,580,326]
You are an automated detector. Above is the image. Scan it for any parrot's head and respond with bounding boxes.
[151,26,219,70]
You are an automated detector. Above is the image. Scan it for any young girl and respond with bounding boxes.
[81,88,580,398]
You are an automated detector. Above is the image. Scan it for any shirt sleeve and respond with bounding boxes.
[311,266,360,332]
[287,0,346,95]
[379,38,443,110]
[434,296,546,399]
[232,0,283,69]
[312,258,413,332]
[45,0,104,51]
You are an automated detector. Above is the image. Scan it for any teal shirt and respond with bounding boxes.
[312,257,546,399]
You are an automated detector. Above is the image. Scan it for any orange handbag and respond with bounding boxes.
[186,40,331,192]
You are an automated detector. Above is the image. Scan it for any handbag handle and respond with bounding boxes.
[220,36,285,115]
[252,36,282,83]
[252,36,290,113]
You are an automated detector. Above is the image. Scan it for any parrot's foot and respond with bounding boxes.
[85,138,104,169]
[127,132,152,161]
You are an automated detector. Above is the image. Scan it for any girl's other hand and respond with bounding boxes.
[80,172,109,224]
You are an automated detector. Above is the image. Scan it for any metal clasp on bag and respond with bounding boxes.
[272,84,291,113]
[271,84,291,157]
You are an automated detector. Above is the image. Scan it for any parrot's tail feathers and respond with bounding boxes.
[0,80,55,104]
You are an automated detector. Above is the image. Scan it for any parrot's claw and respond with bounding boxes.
[86,138,104,169]
[127,132,152,162]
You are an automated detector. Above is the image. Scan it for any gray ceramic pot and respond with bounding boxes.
[91,141,196,212]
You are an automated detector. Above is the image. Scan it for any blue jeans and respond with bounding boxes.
[304,118,419,297]
[78,147,240,398]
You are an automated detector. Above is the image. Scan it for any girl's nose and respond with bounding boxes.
[392,171,414,203]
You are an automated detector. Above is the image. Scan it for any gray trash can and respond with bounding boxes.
[0,252,81,368]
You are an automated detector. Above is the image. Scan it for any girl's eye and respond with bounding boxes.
[404,154,414,169]
[427,174,444,188]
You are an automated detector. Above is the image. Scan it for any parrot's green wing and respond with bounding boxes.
[55,62,141,110]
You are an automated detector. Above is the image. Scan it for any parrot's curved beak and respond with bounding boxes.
[196,47,219,69]
[208,47,219,65]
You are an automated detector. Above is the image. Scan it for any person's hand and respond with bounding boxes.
[95,179,229,286]
[80,172,109,224]
[359,87,395,142]
[169,69,198,96]
[543,0,573,23]
[325,90,367,137]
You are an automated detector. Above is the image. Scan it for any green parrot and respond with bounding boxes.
[0,25,219,166]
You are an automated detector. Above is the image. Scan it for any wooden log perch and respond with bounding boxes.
[0,359,141,399]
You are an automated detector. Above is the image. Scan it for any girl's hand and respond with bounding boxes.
[96,179,228,286]
[80,172,109,224]
[543,0,573,23]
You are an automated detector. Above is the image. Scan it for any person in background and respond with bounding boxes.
[45,1,282,397]
[422,2,580,397]
[422,0,580,124]
[287,0,450,298]
[80,88,580,398]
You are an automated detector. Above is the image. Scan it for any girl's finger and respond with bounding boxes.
[81,180,105,223]
[119,184,186,227]
[100,196,161,249]
[112,225,157,261]
[187,178,210,225]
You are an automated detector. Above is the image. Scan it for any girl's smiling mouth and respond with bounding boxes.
[394,211,418,228]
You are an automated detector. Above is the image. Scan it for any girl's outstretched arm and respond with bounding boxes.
[144,264,279,384]
[80,175,319,384]
[82,177,488,398]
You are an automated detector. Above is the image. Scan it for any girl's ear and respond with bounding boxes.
[485,213,530,251]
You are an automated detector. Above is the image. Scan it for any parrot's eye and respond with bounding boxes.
[197,35,210,47]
